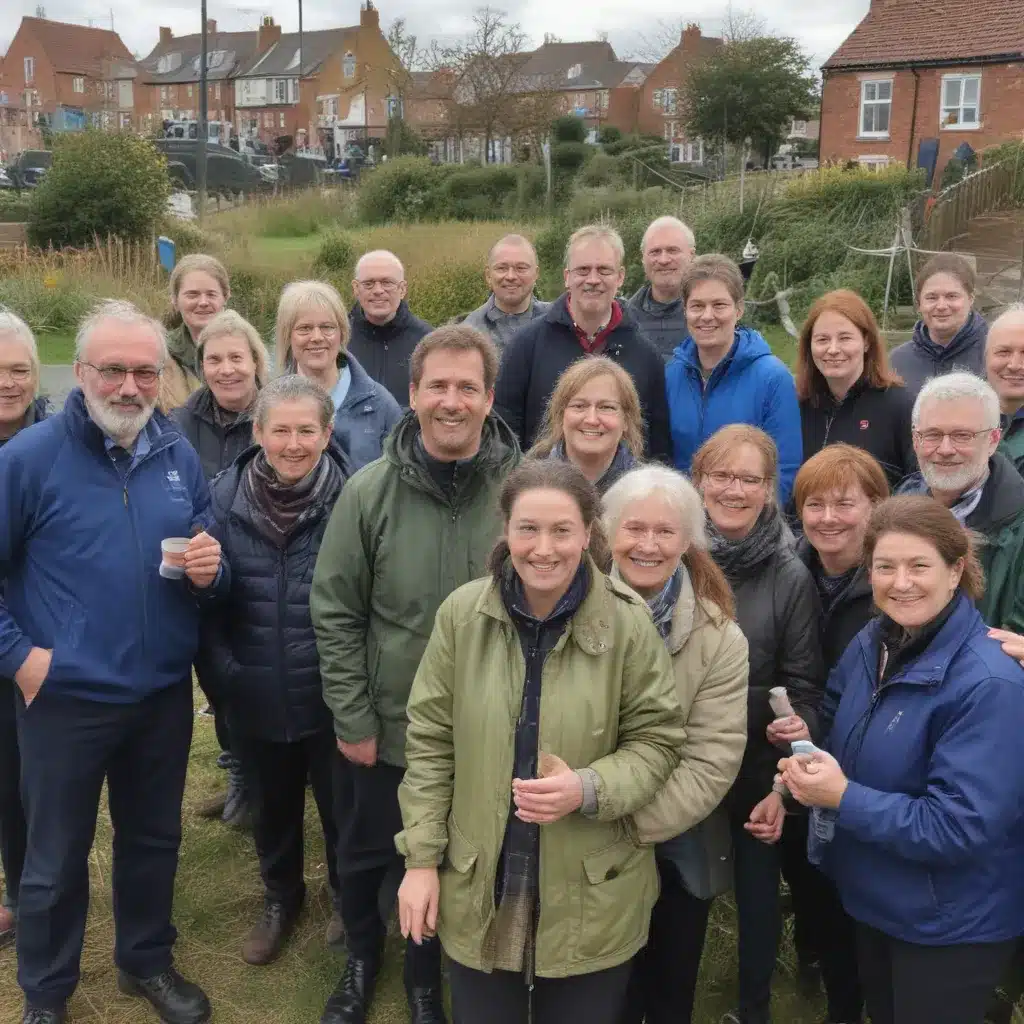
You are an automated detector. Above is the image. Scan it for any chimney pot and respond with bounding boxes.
[206,18,217,35]
[159,26,172,45]
[360,2,380,31]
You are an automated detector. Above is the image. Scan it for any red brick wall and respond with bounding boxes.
[4,22,59,115]
[820,61,1024,179]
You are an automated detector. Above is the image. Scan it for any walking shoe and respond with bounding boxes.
[194,790,227,819]
[242,900,299,965]
[222,766,250,829]
[0,904,15,948]
[325,908,346,948]
[408,986,447,1024]
[215,750,233,769]
[320,954,380,1024]
[117,967,211,1024]
[22,1007,66,1024]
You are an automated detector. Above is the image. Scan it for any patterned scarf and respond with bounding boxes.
[550,439,637,494]
[708,504,792,584]
[897,470,988,525]
[646,565,683,640]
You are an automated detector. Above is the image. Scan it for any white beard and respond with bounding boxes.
[920,457,987,495]
[84,391,155,445]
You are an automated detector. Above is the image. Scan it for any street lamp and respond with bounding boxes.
[196,0,209,220]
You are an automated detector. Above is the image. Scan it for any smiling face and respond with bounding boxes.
[485,240,538,314]
[562,373,625,467]
[698,442,770,540]
[202,333,258,412]
[810,310,868,396]
[174,270,228,339]
[986,316,1024,414]
[685,279,742,367]
[612,493,688,596]
[410,347,494,461]
[290,303,342,377]
[506,486,591,610]
[913,396,999,496]
[0,332,37,436]
[919,271,972,344]
[801,483,874,569]
[353,252,407,325]
[870,531,963,628]
[564,238,625,324]
[253,396,332,484]
[642,222,694,301]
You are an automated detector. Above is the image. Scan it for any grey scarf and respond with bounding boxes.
[708,504,792,584]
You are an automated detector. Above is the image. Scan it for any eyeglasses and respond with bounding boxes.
[566,400,622,416]
[357,278,400,292]
[0,366,33,384]
[492,263,534,276]
[293,323,339,338]
[568,265,619,278]
[705,470,767,489]
[913,428,992,451]
[79,362,162,387]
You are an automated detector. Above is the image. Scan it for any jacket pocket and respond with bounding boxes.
[439,817,482,935]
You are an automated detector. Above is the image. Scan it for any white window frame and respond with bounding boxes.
[940,73,981,130]
[214,82,221,101]
[683,138,703,163]
[72,77,84,93]
[279,111,286,127]
[791,119,807,137]
[274,78,288,103]
[342,52,356,79]
[652,89,662,110]
[858,154,891,171]
[662,87,678,114]
[160,86,168,102]
[24,57,34,83]
[859,79,892,138]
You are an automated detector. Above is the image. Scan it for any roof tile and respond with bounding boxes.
[21,16,135,77]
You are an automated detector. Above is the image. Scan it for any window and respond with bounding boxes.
[263,112,272,127]
[791,119,807,137]
[662,87,678,114]
[279,112,286,127]
[187,84,194,98]
[214,83,221,101]
[858,155,890,171]
[598,90,609,111]
[652,89,662,110]
[859,79,892,137]
[274,78,288,103]
[663,120,678,141]
[682,139,703,163]
[156,52,182,74]
[573,93,586,110]
[567,63,582,80]
[24,57,34,83]
[160,86,168,102]
[73,77,84,93]
[286,48,301,71]
[343,52,356,78]
[941,74,981,129]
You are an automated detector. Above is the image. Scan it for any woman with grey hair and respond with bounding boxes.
[604,465,749,1024]
[203,374,350,964]
[276,280,401,470]
[0,306,49,950]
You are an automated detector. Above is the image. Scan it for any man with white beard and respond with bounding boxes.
[896,371,1024,632]
[0,300,227,1024]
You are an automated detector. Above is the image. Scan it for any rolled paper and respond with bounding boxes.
[769,686,795,718]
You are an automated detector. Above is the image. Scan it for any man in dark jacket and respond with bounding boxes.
[312,325,519,1024]
[896,371,1024,632]
[348,250,432,406]
[0,300,228,1024]
[985,306,1024,477]
[495,224,672,462]
[626,215,695,362]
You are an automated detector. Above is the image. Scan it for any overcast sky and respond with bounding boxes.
[1,0,866,68]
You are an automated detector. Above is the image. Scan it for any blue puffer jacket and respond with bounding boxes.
[0,388,227,702]
[333,351,402,470]
[665,326,802,505]
[203,443,348,742]
[818,593,1024,945]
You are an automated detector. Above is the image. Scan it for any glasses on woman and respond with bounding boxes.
[566,400,622,416]
[294,323,340,338]
[705,470,767,490]
[912,428,992,451]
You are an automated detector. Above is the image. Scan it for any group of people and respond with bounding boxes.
[0,212,1023,1024]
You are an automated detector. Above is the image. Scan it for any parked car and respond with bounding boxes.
[6,150,52,189]
[154,138,271,197]
[0,167,14,190]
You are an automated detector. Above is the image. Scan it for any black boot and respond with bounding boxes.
[117,968,211,1024]
[222,764,250,829]
[320,955,380,1024]
[22,1007,66,1024]
[408,986,447,1024]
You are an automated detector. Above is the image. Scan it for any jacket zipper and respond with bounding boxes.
[277,544,290,740]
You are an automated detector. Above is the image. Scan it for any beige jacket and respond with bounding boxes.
[631,568,749,843]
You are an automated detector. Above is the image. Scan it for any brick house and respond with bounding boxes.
[639,25,723,163]
[819,0,1024,179]
[2,16,143,133]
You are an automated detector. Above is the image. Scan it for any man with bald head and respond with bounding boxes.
[627,216,696,361]
[349,249,432,405]
[986,304,1024,476]
[463,234,550,348]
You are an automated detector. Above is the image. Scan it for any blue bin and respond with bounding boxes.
[157,236,176,273]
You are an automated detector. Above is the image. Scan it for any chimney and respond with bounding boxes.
[681,23,701,47]
[360,1,379,32]
[257,16,281,53]
[159,26,173,45]
[206,18,217,35]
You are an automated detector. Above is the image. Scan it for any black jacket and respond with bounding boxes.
[799,379,917,490]
[347,300,432,407]
[171,387,254,482]
[494,293,672,462]
[626,283,687,362]
[0,396,50,449]
[203,443,349,742]
[724,541,825,816]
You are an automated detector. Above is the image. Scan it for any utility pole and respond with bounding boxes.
[297,0,303,149]
[197,0,209,221]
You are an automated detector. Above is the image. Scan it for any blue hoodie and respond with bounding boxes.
[0,388,228,702]
[665,326,802,505]
[818,593,1024,945]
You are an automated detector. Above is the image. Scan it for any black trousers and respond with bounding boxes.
[333,756,442,989]
[234,729,340,912]
[856,923,1016,1024]
[15,681,193,1009]
[619,856,711,1024]
[449,957,633,1024]
[0,679,27,911]
[780,813,863,1022]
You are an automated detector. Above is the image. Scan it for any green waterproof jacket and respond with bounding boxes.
[311,411,520,767]
[395,563,686,978]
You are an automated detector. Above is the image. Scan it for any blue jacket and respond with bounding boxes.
[665,327,802,505]
[818,593,1024,945]
[0,388,228,703]
[333,351,402,471]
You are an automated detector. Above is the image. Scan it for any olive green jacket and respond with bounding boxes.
[311,411,520,767]
[395,564,686,977]
[159,323,202,414]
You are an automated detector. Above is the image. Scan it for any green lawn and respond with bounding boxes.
[37,332,76,365]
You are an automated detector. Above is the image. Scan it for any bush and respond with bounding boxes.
[551,115,587,144]
[0,192,31,224]
[159,218,213,256]
[356,156,448,224]
[598,125,622,145]
[312,229,356,279]
[409,259,490,325]
[550,142,589,172]
[28,130,170,248]
[577,153,622,188]
[228,265,290,342]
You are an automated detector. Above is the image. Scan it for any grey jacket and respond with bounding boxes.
[889,311,988,397]
[332,352,402,471]
[463,294,551,348]
[627,283,688,363]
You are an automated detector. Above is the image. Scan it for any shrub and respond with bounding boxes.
[159,218,214,256]
[551,115,587,144]
[312,229,356,278]
[28,130,170,248]
[0,192,31,224]
[598,125,622,145]
[409,259,490,325]
[567,186,674,224]
[577,153,621,188]
[356,156,448,224]
[228,265,290,341]
[550,142,589,172]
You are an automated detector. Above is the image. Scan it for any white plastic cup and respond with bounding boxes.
[769,686,795,718]
[160,537,190,579]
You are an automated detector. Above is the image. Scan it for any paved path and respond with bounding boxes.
[40,365,76,408]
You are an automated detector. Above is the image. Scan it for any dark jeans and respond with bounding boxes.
[0,679,27,912]
[234,729,340,911]
[449,957,633,1024]
[15,681,193,1009]
[619,856,711,1024]
[856,923,1015,1024]
[781,813,863,1022]
[333,756,442,989]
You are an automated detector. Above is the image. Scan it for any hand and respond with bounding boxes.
[988,628,1024,668]
[781,750,848,809]
[745,791,784,844]
[338,736,378,767]
[766,715,811,748]
[15,647,52,706]
[184,531,221,589]
[398,867,440,945]
[512,769,583,824]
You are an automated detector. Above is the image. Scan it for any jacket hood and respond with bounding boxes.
[339,350,384,410]
[671,325,773,375]
[911,310,988,364]
[970,452,1024,533]
[628,282,683,318]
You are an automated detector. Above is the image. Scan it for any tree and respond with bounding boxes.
[627,4,765,63]
[683,35,817,168]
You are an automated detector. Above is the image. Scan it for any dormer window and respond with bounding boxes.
[285,48,301,71]
[567,63,582,80]
[343,52,356,78]
[191,50,226,74]
[156,52,182,74]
